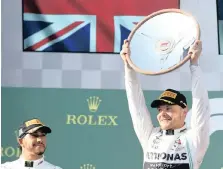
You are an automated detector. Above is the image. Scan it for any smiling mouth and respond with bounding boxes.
[34,144,44,147]
[161,119,171,121]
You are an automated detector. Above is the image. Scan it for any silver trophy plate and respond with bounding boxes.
[127,9,200,75]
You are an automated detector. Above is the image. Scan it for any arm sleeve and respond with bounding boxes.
[124,64,154,151]
[190,65,210,163]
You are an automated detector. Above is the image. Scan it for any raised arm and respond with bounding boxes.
[189,41,210,164]
[121,40,154,151]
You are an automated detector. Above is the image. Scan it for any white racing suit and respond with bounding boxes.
[1,156,62,169]
[124,64,210,169]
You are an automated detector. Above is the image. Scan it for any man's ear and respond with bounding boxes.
[183,106,188,116]
[17,138,23,147]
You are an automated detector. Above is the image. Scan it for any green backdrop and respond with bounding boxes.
[1,87,223,169]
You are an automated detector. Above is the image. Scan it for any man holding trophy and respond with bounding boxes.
[120,39,210,169]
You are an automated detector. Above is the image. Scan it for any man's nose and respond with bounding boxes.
[37,137,42,142]
[160,110,168,117]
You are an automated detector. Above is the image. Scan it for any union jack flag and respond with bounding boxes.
[217,0,223,20]
[23,0,179,53]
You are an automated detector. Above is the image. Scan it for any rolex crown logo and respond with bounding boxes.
[80,164,96,169]
[87,96,102,112]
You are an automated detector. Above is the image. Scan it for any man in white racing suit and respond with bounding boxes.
[1,118,63,169]
[120,40,210,169]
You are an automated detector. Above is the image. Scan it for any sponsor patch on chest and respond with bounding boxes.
[144,135,190,168]
[147,152,187,161]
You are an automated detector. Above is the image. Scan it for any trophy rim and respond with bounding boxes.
[126,8,201,75]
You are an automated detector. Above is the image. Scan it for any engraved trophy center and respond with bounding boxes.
[156,39,175,55]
